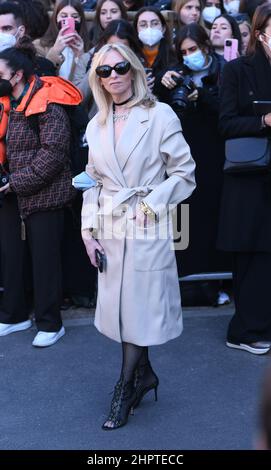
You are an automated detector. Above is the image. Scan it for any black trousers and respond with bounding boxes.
[227,252,271,343]
[0,194,64,331]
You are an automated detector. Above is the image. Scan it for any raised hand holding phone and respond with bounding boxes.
[224,38,239,61]
[61,17,75,35]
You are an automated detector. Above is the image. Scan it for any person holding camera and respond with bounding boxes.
[158,23,231,287]
[217,2,271,354]
[81,43,195,429]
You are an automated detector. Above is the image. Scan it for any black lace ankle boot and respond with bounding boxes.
[102,377,137,430]
[133,361,159,409]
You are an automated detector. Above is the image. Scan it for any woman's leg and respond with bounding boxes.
[102,341,143,430]
[133,347,159,409]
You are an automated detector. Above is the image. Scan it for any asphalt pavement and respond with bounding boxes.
[1,304,270,450]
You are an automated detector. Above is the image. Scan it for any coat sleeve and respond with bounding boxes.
[81,130,102,231]
[143,115,196,219]
[219,61,264,138]
[9,104,70,196]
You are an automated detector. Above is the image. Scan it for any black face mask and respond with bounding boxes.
[0,78,13,97]
[57,21,81,33]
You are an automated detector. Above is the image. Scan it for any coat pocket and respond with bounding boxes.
[133,223,175,271]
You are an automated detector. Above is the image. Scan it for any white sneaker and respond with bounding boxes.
[32,326,65,347]
[217,291,230,305]
[0,320,32,336]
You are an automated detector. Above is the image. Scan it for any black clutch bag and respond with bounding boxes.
[224,137,271,174]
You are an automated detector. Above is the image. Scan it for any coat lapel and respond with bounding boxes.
[115,105,150,171]
[99,106,126,187]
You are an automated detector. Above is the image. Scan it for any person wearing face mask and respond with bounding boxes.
[33,0,90,80]
[202,0,224,30]
[223,0,240,15]
[134,6,176,95]
[0,38,82,346]
[0,2,55,76]
[158,23,231,301]
[217,2,271,355]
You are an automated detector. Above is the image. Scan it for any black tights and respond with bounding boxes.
[121,342,149,382]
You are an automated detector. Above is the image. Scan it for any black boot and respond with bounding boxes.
[133,361,159,409]
[102,377,137,430]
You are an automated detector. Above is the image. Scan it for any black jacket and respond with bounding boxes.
[157,54,230,274]
[217,48,271,252]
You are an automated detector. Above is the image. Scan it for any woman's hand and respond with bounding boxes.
[134,206,154,228]
[264,113,271,127]
[187,88,199,101]
[81,229,105,267]
[146,72,155,92]
[161,70,182,90]
[69,32,84,58]
[52,25,78,55]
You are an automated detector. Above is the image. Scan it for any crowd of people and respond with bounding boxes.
[0,0,271,433]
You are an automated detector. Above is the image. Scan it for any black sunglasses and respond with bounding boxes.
[95,61,131,78]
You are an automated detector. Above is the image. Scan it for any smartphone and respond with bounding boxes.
[61,17,75,35]
[224,38,239,62]
[95,249,106,273]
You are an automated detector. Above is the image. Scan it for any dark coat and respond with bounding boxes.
[6,77,75,218]
[157,54,231,275]
[217,48,271,252]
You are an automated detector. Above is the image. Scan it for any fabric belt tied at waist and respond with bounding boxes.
[101,185,157,215]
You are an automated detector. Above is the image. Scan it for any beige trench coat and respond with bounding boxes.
[82,102,196,346]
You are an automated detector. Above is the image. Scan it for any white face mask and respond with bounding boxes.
[183,49,206,71]
[224,0,240,15]
[202,6,221,24]
[138,28,163,47]
[0,32,16,52]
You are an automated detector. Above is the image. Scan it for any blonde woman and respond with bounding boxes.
[238,18,251,55]
[81,43,196,429]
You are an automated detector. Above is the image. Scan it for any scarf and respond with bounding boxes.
[143,46,159,68]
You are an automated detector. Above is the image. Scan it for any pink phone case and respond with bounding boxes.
[61,17,75,34]
[224,39,238,62]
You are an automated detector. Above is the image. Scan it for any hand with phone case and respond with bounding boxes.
[61,17,75,35]
[95,249,106,273]
[81,231,106,270]
[224,38,239,62]
[61,17,84,57]
[53,17,83,59]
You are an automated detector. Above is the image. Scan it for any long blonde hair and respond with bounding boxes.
[89,43,155,125]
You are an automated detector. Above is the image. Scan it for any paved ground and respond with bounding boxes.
[1,304,270,450]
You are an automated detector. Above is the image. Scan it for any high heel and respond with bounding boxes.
[133,361,159,409]
[102,377,137,430]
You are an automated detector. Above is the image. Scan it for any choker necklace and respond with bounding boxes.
[113,94,134,106]
[113,95,133,122]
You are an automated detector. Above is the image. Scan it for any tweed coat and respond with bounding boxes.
[0,76,80,217]
[82,101,196,345]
